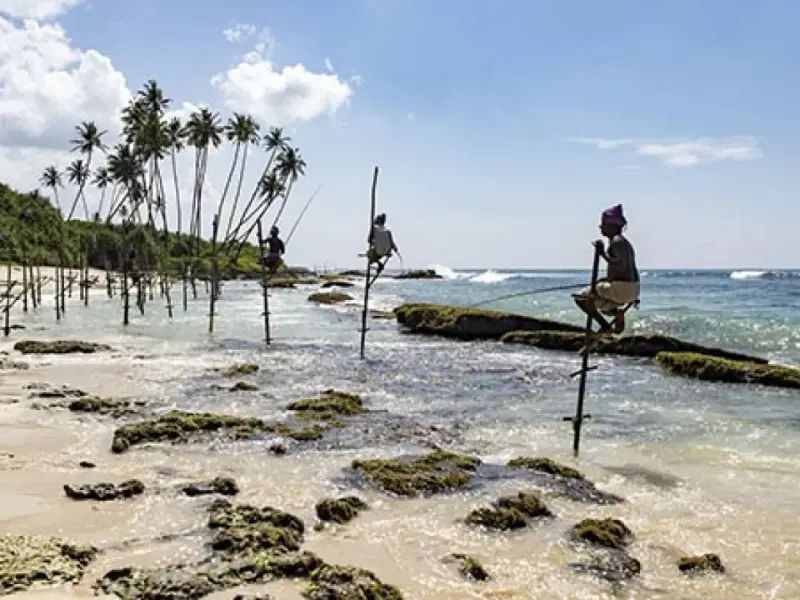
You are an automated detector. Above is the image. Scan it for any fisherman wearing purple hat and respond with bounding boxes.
[574,204,639,334]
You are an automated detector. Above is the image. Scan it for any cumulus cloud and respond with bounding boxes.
[0,0,84,20]
[222,23,256,43]
[211,50,352,124]
[0,17,131,149]
[569,136,763,167]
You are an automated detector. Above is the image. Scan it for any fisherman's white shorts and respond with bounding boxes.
[578,281,640,314]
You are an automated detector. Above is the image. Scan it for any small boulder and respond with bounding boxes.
[321,280,355,289]
[466,491,552,530]
[78,461,96,469]
[677,553,725,574]
[508,457,583,479]
[229,381,259,392]
[308,292,353,305]
[445,553,490,581]
[571,550,641,582]
[269,443,287,455]
[182,476,239,497]
[303,564,403,600]
[571,518,633,550]
[222,363,259,377]
[64,479,145,501]
[315,496,368,524]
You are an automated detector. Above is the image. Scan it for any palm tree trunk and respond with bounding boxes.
[224,144,250,241]
[171,150,182,234]
[225,147,279,244]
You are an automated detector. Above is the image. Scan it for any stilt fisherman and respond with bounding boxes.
[367,213,398,281]
[264,225,286,274]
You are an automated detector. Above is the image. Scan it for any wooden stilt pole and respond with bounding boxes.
[82,250,89,307]
[257,220,271,344]
[182,260,188,311]
[54,264,61,321]
[570,247,601,457]
[59,261,66,314]
[359,166,379,359]
[4,264,11,336]
[36,266,42,306]
[22,261,28,313]
[208,216,219,334]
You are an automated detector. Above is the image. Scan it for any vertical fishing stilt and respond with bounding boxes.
[208,216,219,334]
[4,264,11,337]
[359,166,379,359]
[257,220,271,345]
[22,261,28,313]
[36,266,42,306]
[569,247,601,457]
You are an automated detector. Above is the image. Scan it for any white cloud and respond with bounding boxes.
[0,0,83,20]
[0,146,68,191]
[0,17,131,149]
[569,136,763,167]
[223,23,256,43]
[324,57,334,73]
[211,51,353,124]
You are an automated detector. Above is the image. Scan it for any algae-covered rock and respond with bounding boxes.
[0,535,97,594]
[14,340,111,354]
[394,303,582,341]
[95,566,216,600]
[67,396,141,418]
[64,479,145,501]
[352,450,480,497]
[182,476,239,497]
[503,331,767,363]
[222,363,259,377]
[303,564,403,600]
[321,280,355,289]
[214,551,323,584]
[655,352,800,389]
[111,411,269,453]
[229,381,260,392]
[315,496,368,524]
[394,269,442,280]
[508,457,584,479]
[288,390,367,420]
[571,550,641,582]
[677,553,725,574]
[571,518,633,549]
[308,292,353,305]
[275,424,326,441]
[497,491,553,518]
[208,500,305,558]
[466,491,552,530]
[446,553,491,581]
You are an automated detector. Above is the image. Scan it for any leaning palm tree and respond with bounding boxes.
[219,113,260,240]
[66,159,91,218]
[165,117,185,234]
[40,166,64,213]
[92,167,113,220]
[67,121,107,219]
[271,146,307,227]
[184,108,223,257]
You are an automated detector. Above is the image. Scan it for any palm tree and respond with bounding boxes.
[271,146,307,226]
[106,144,144,223]
[219,113,261,240]
[184,108,223,256]
[166,117,185,234]
[138,79,169,117]
[66,159,91,218]
[92,167,112,220]
[40,166,64,213]
[67,121,107,219]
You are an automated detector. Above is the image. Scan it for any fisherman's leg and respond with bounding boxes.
[573,294,613,333]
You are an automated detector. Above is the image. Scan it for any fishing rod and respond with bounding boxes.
[285,186,321,245]
[468,282,586,307]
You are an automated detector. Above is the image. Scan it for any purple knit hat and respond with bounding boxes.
[601,204,627,227]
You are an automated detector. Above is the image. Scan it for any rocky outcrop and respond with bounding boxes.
[0,535,97,595]
[315,496,368,524]
[655,352,800,389]
[64,479,145,501]
[352,450,480,497]
[288,390,368,421]
[394,269,442,280]
[308,292,353,305]
[208,499,304,557]
[571,518,633,550]
[465,491,552,530]
[394,303,582,341]
[14,340,111,354]
[677,553,725,574]
[303,564,402,600]
[182,477,239,497]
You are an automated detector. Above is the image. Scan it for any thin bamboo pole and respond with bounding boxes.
[359,166,379,359]
[257,220,270,344]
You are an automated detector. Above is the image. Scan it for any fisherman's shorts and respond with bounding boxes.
[578,280,640,314]
[265,253,283,271]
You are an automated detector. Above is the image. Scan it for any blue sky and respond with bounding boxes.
[1,0,799,268]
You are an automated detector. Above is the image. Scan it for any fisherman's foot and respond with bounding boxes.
[612,314,625,334]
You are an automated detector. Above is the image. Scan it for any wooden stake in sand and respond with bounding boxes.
[256,219,271,345]
[359,166,379,359]
[208,215,219,333]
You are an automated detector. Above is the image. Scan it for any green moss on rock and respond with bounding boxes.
[14,340,111,354]
[352,450,480,497]
[95,566,216,600]
[111,411,269,453]
[677,553,725,574]
[0,535,97,594]
[67,396,140,417]
[308,292,353,305]
[447,553,490,581]
[571,551,642,582]
[288,390,367,419]
[466,491,551,530]
[393,303,582,341]
[508,457,584,479]
[64,479,145,501]
[208,500,305,558]
[655,352,800,389]
[182,476,239,497]
[222,363,259,377]
[304,564,403,600]
[571,518,633,549]
[315,496,368,524]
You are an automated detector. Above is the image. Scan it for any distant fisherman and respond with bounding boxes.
[574,204,639,334]
[264,226,286,273]
[367,213,398,279]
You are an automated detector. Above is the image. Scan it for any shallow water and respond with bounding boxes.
[1,268,799,599]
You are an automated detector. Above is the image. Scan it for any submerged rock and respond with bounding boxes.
[352,449,480,497]
[303,564,403,600]
[315,496,368,524]
[111,411,269,453]
[507,457,623,504]
[655,352,800,389]
[445,553,491,581]
[64,479,145,501]
[321,280,355,289]
[0,535,97,594]
[394,269,442,280]
[182,476,239,497]
[14,340,111,354]
[31,384,88,399]
[222,363,260,377]
[508,457,584,479]
[503,330,767,363]
[466,491,552,530]
[229,381,260,392]
[571,550,641,582]
[78,461,96,469]
[394,303,582,341]
[571,518,633,550]
[308,292,353,305]
[677,553,725,574]
[288,390,368,420]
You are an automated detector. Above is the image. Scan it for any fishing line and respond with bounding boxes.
[285,186,321,245]
[468,282,586,307]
